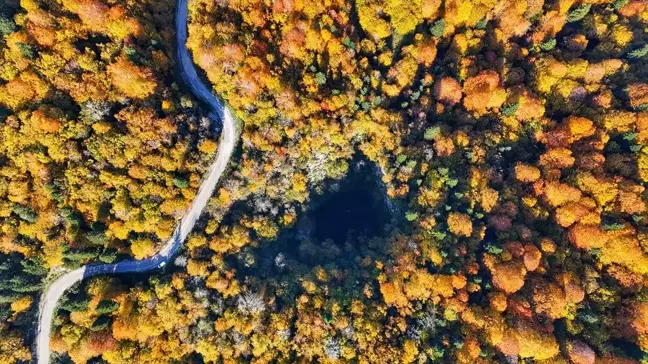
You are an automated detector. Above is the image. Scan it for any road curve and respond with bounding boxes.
[36,0,237,362]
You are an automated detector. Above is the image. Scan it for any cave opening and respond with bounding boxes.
[235,157,395,281]
[308,159,392,245]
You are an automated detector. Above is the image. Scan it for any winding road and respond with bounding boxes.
[35,0,237,362]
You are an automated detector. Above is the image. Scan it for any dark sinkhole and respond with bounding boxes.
[290,158,392,250]
[233,158,394,279]
[309,162,391,244]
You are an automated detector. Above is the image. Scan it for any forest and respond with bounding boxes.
[3,0,648,363]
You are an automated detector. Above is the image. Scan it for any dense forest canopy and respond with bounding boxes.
[2,0,648,363]
[0,0,219,361]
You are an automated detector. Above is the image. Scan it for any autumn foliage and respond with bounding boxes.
[3,0,648,362]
